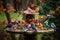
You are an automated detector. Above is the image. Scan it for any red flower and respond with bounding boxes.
[39,0,42,2]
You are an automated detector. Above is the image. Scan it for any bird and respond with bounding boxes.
[31,23,37,32]
[51,22,56,31]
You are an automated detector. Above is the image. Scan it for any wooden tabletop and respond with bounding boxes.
[6,28,54,34]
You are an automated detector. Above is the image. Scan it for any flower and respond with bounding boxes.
[43,16,47,20]
[39,0,42,2]
[56,6,60,11]
[40,16,44,19]
[1,20,6,26]
[49,11,55,15]
[10,16,14,19]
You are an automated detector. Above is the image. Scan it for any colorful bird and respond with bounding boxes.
[24,24,31,32]
[31,23,37,32]
[44,20,50,28]
[39,23,43,30]
[21,20,25,24]
[34,19,39,25]
[51,22,56,31]
[35,6,39,13]
[30,3,35,10]
[7,22,14,28]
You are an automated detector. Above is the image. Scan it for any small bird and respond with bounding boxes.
[18,20,20,23]
[24,24,31,32]
[21,20,25,24]
[31,23,37,32]
[39,23,43,30]
[44,20,50,28]
[51,22,56,31]
[7,22,14,28]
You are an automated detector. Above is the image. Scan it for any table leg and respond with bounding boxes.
[23,34,36,40]
[10,34,16,40]
[19,34,24,40]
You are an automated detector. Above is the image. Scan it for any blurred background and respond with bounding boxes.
[0,0,60,40]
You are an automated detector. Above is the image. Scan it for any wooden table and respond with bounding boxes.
[6,28,54,40]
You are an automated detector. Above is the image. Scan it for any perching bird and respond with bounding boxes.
[7,22,14,28]
[24,24,31,32]
[31,23,37,32]
[18,20,20,23]
[51,22,56,31]
[44,20,50,28]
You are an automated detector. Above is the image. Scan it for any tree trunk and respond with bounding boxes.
[5,11,11,23]
[2,0,11,23]
[21,0,30,10]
